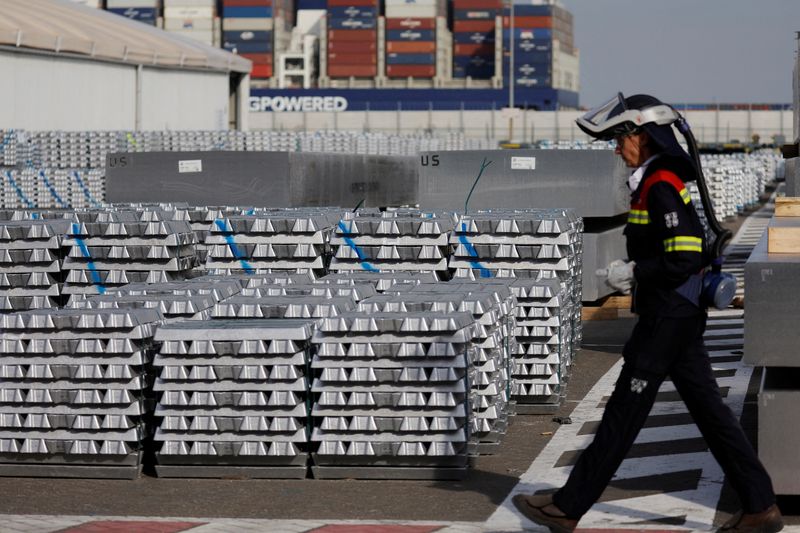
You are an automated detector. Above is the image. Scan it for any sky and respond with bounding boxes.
[563,0,800,106]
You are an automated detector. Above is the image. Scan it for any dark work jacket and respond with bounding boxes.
[625,156,706,317]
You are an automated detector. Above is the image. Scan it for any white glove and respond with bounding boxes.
[596,259,636,295]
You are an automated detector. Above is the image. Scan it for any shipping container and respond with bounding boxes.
[453,20,495,32]
[252,64,274,78]
[223,30,272,42]
[453,64,495,78]
[329,40,378,52]
[106,7,158,24]
[451,0,502,8]
[386,53,435,65]
[453,55,494,68]
[328,18,377,29]
[386,65,436,77]
[453,31,494,44]
[328,53,378,65]
[326,0,378,6]
[385,29,435,41]
[224,40,273,52]
[327,65,378,77]
[240,52,274,64]
[385,17,436,30]
[223,17,274,31]
[454,43,493,56]
[223,0,273,5]
[223,5,272,17]
[328,6,377,18]
[454,9,499,20]
[386,41,436,53]
[327,29,377,40]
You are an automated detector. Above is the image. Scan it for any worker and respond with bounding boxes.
[511,94,783,533]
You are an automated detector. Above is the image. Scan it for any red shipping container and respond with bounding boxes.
[241,53,273,65]
[328,52,377,65]
[328,65,378,77]
[223,0,271,6]
[385,17,436,30]
[454,43,493,55]
[326,0,378,6]
[453,20,495,32]
[502,16,553,28]
[386,41,436,53]
[387,65,435,78]
[452,0,502,9]
[252,64,273,78]
[328,29,377,41]
[328,41,377,53]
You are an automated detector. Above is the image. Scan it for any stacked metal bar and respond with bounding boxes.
[0,308,161,478]
[449,209,582,411]
[63,212,198,301]
[153,319,315,478]
[0,219,71,312]
[310,311,476,479]
[204,210,341,279]
[330,210,455,280]
[69,293,218,322]
[508,277,572,413]
[366,279,517,453]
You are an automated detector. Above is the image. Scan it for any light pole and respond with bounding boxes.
[508,0,515,141]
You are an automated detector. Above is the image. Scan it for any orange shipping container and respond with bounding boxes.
[386,41,436,53]
[251,64,273,78]
[328,29,377,41]
[328,52,378,65]
[328,64,378,77]
[387,65,435,78]
[452,0,502,8]
[385,17,436,30]
[328,41,377,53]
[502,16,553,28]
[454,43,493,56]
[453,20,495,32]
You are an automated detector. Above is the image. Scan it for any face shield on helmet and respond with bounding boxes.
[576,92,681,141]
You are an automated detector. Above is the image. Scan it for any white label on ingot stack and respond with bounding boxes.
[178,160,203,173]
[510,157,536,171]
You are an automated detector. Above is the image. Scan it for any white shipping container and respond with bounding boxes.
[164,0,216,7]
[163,6,216,18]
[385,5,438,18]
[106,0,159,8]
[68,0,103,8]
[164,17,215,30]
[222,17,274,31]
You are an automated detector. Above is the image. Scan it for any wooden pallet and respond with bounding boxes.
[581,295,633,321]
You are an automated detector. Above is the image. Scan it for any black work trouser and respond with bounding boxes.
[552,313,775,519]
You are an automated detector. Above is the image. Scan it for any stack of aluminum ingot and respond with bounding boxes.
[63,212,198,301]
[204,210,342,280]
[0,219,71,312]
[310,311,476,479]
[69,293,218,322]
[0,308,161,478]
[152,319,315,478]
[330,210,456,280]
[508,277,573,413]
[364,279,517,453]
[449,209,583,410]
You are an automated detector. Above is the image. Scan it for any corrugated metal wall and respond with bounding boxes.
[0,51,230,131]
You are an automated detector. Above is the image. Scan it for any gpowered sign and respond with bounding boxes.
[249,96,348,112]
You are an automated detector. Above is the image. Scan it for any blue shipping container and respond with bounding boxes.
[297,0,326,8]
[513,76,553,87]
[502,28,552,40]
[224,40,273,53]
[453,32,495,44]
[505,4,552,16]
[223,30,273,43]
[222,6,272,18]
[453,55,495,68]
[328,6,377,18]
[453,64,495,78]
[328,17,377,29]
[386,53,436,65]
[454,9,500,20]
[385,29,436,41]
[107,7,157,22]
